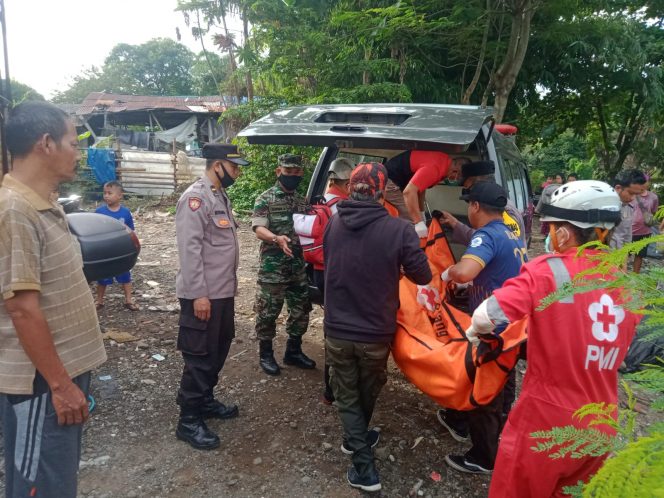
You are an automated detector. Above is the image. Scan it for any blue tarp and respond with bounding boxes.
[87,148,116,185]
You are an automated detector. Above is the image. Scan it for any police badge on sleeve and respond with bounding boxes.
[189,197,202,211]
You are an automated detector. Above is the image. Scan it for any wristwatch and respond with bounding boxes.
[272,235,278,244]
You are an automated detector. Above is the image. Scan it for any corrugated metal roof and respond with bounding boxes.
[76,92,232,116]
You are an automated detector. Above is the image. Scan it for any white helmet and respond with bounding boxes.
[328,157,355,180]
[540,180,621,229]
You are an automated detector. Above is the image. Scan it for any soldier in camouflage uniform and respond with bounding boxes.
[252,154,315,375]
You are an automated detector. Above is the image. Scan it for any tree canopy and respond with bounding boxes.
[49,1,664,179]
[51,38,232,103]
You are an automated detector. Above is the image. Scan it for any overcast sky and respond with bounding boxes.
[4,0,240,98]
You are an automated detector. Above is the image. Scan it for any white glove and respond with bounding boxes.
[414,221,428,238]
[466,299,496,346]
[441,268,452,283]
[465,325,481,347]
[416,285,440,312]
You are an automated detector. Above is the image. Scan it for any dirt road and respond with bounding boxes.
[61,209,498,498]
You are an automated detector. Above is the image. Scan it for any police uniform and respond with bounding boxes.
[174,143,247,450]
[252,154,315,375]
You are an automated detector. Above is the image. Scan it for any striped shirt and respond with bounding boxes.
[0,174,106,394]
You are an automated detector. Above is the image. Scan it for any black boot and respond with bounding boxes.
[259,340,281,376]
[283,336,316,369]
[201,398,239,420]
[175,410,220,450]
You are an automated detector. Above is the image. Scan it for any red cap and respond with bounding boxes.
[349,162,387,196]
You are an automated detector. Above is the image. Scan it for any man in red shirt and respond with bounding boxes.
[384,150,451,237]
[465,180,640,497]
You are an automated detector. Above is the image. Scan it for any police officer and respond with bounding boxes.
[252,154,315,376]
[174,143,248,450]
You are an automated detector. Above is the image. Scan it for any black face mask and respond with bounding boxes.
[215,164,235,189]
[278,174,303,191]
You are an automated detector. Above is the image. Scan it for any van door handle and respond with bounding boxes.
[330,126,366,133]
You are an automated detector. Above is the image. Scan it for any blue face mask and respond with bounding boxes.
[544,234,553,253]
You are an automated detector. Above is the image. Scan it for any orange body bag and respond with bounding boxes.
[392,218,528,411]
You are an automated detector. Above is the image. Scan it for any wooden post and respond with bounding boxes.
[172,139,177,191]
[114,137,122,183]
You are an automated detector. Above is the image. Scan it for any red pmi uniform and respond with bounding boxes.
[486,249,639,498]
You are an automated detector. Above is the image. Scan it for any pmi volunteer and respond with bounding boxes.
[466,180,640,497]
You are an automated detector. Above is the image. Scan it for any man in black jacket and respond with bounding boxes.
[323,162,432,492]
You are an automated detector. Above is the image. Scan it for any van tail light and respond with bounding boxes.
[495,124,518,136]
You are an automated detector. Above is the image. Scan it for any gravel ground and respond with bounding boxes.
[0,210,657,497]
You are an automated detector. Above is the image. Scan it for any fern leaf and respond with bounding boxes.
[582,433,664,497]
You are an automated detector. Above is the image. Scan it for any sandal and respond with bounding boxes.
[124,302,140,311]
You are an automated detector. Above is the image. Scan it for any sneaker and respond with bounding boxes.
[341,428,380,455]
[445,454,492,475]
[346,465,382,492]
[436,408,470,443]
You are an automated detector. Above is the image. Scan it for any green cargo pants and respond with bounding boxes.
[326,337,390,477]
[254,281,311,341]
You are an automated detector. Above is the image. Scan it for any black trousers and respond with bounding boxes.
[445,390,504,470]
[314,269,335,402]
[502,369,517,415]
[176,297,235,411]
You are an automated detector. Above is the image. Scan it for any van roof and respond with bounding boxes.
[238,104,494,152]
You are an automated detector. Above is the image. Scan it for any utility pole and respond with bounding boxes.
[0,0,11,175]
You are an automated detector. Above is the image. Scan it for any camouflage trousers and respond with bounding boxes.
[254,280,312,341]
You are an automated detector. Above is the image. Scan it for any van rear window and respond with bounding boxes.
[315,112,410,126]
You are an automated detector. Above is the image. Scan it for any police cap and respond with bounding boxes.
[202,143,249,166]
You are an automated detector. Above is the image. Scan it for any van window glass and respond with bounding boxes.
[511,160,529,211]
[336,152,387,165]
[504,158,527,211]
[498,157,518,209]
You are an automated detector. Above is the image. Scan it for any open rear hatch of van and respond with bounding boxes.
[238,104,494,152]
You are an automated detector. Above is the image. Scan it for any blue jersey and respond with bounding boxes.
[95,204,135,231]
[462,219,527,312]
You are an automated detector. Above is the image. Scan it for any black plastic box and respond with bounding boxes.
[66,213,140,282]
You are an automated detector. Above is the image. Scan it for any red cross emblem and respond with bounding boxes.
[596,305,615,333]
[588,294,624,342]
[416,285,440,312]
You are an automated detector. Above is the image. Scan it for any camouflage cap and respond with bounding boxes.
[349,162,387,196]
[278,154,303,168]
